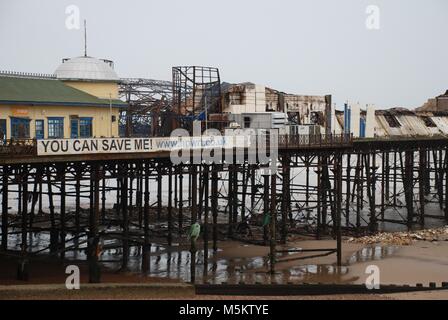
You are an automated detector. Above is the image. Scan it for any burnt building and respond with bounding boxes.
[220,82,332,132]
[418,90,448,112]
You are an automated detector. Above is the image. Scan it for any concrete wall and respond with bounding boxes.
[437,97,448,110]
[0,104,120,139]
[266,90,327,125]
[365,104,375,138]
[222,84,266,114]
[351,103,360,137]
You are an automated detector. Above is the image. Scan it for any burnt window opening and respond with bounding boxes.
[310,111,325,126]
[227,92,242,105]
[384,114,401,128]
[288,113,300,125]
[422,116,436,127]
[244,117,251,128]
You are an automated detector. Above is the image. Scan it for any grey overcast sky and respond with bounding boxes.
[0,0,447,109]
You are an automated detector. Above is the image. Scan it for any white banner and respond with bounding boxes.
[37,136,248,156]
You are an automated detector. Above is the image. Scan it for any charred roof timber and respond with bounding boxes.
[422,116,437,128]
[384,113,402,128]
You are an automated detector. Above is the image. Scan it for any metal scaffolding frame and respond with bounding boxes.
[172,66,221,133]
[119,78,173,137]
[118,66,221,137]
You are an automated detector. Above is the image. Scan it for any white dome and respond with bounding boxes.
[54,56,119,81]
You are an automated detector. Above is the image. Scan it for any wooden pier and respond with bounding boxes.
[1,134,448,283]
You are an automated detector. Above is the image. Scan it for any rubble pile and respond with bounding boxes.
[347,226,448,246]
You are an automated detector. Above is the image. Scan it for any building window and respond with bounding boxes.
[70,118,79,138]
[48,117,64,139]
[11,117,30,139]
[35,120,44,139]
[0,119,6,140]
[79,117,93,138]
[244,117,251,128]
[310,112,325,126]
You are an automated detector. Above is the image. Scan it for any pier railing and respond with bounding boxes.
[0,139,37,157]
[277,133,353,149]
[0,133,353,159]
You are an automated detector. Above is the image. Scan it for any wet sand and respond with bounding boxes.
[348,241,448,286]
[0,288,391,300]
[382,290,448,300]
[1,237,448,299]
[214,239,448,287]
[212,239,364,284]
[0,254,179,286]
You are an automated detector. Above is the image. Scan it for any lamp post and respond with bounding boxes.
[109,93,112,137]
[205,95,208,132]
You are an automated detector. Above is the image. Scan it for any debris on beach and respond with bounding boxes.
[347,226,448,246]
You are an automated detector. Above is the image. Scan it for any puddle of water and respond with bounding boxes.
[4,229,400,285]
[348,245,399,264]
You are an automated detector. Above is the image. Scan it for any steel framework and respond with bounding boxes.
[118,66,221,137]
[172,66,221,133]
[119,78,173,137]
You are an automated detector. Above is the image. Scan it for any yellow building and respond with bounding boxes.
[0,56,126,140]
